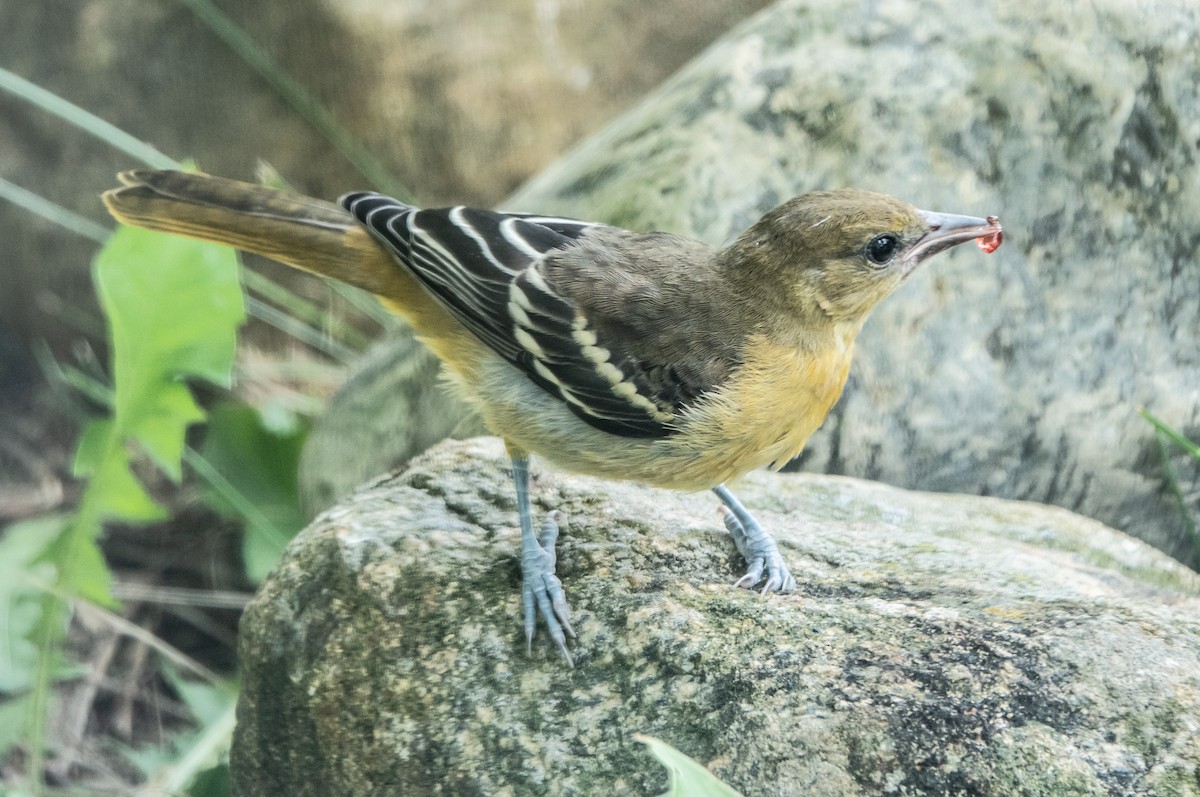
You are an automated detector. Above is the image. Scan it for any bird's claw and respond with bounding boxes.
[721,506,796,594]
[521,510,575,666]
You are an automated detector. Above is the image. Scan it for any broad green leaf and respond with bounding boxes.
[98,225,243,390]
[16,220,245,776]
[74,416,164,522]
[242,525,290,585]
[132,382,206,481]
[636,735,745,797]
[199,402,308,581]
[46,524,115,607]
[95,224,243,485]
[85,444,166,523]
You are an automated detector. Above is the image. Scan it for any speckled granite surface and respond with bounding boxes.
[236,439,1200,796]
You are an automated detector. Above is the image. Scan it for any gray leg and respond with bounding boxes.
[713,484,796,594]
[512,455,574,665]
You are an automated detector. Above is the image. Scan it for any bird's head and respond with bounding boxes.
[725,188,1001,334]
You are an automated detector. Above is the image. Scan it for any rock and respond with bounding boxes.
[297,329,486,516]
[314,0,1200,565]
[323,0,773,207]
[233,438,1200,797]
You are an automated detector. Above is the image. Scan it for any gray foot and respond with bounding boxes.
[713,484,797,594]
[521,510,575,665]
[511,453,575,665]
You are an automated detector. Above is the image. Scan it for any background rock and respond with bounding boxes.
[309,0,1200,566]
[234,438,1200,796]
[296,331,485,516]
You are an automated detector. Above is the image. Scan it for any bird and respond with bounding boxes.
[103,169,1002,665]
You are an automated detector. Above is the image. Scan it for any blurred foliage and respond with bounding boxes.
[199,402,309,582]
[0,217,263,794]
[1141,408,1200,560]
[16,225,243,790]
[1,43,328,791]
[123,667,237,797]
[0,515,73,757]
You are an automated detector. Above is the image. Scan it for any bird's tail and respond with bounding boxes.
[102,170,399,296]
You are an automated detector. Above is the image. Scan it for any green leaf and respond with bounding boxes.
[95,224,243,483]
[241,523,290,585]
[45,523,116,608]
[73,421,165,524]
[98,225,243,385]
[88,446,168,523]
[636,735,745,797]
[132,382,206,481]
[187,763,232,797]
[198,402,308,581]
[124,668,237,797]
[0,517,64,694]
[44,220,245,611]
[12,217,246,780]
[167,670,237,727]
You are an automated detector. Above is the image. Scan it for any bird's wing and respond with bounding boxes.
[341,192,677,438]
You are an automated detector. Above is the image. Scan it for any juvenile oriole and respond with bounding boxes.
[102,170,1002,664]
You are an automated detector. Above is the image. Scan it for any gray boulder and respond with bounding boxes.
[297,332,486,517]
[305,0,1200,566]
[233,438,1200,796]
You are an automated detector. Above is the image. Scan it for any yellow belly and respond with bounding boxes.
[655,336,854,488]
[462,334,855,492]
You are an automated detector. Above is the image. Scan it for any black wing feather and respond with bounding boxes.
[342,192,675,438]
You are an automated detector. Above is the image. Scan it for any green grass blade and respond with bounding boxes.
[0,67,177,169]
[240,267,373,352]
[1153,433,1198,555]
[47,361,115,409]
[1140,408,1199,561]
[329,281,398,328]
[183,446,294,582]
[244,295,358,363]
[0,177,111,243]
[1140,408,1200,460]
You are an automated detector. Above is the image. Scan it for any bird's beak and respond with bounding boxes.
[907,209,1003,267]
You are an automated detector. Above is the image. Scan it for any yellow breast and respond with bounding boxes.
[452,331,855,493]
[663,334,854,488]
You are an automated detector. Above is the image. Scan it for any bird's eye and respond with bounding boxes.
[865,233,900,266]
